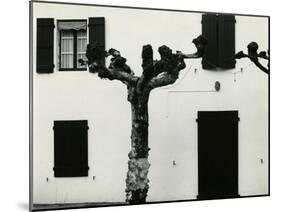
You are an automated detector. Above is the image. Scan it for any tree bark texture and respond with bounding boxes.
[125,100,150,204]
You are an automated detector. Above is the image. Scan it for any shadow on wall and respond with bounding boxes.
[16,202,29,211]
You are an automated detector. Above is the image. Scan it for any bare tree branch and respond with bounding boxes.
[147,72,179,89]
[81,35,206,90]
[80,43,139,86]
[136,45,155,93]
[147,60,186,90]
[146,35,207,90]
[176,35,207,59]
[89,63,139,85]
[106,48,136,76]
[235,42,269,74]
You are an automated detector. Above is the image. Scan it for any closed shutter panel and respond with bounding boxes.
[202,14,218,70]
[88,17,105,65]
[202,14,236,70]
[36,18,55,73]
[218,15,236,69]
[53,120,89,177]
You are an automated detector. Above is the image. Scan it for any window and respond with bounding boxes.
[36,17,105,74]
[53,120,89,177]
[58,20,87,71]
[202,14,236,70]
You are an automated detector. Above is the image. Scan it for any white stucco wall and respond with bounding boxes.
[32,2,269,204]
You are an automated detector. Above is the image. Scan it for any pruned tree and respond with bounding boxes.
[235,42,269,74]
[79,35,207,204]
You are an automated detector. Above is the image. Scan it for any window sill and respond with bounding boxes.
[59,68,87,71]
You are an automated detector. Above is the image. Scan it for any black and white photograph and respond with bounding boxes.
[29,0,269,211]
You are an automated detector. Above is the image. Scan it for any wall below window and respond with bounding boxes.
[32,2,269,204]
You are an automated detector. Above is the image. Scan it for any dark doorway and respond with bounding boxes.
[197,111,239,199]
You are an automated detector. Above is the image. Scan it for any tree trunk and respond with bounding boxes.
[125,99,151,204]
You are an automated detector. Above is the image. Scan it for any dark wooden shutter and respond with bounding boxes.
[88,17,105,65]
[202,14,218,70]
[218,15,236,69]
[202,14,236,70]
[197,111,239,199]
[53,120,89,177]
[37,18,55,73]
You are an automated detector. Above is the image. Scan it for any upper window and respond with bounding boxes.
[36,17,105,74]
[58,20,87,71]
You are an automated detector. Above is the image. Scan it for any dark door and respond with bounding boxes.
[197,111,239,199]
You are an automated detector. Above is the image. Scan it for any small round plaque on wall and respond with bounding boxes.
[215,81,221,91]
